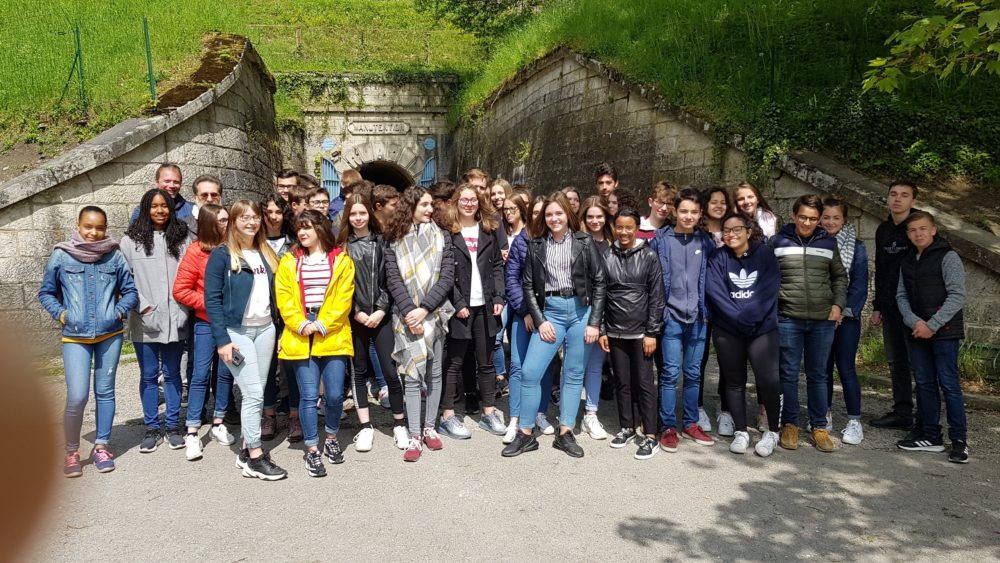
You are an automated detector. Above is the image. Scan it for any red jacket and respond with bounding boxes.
[173,243,211,321]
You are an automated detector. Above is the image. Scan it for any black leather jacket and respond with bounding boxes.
[347,233,391,316]
[523,231,606,328]
[602,240,665,337]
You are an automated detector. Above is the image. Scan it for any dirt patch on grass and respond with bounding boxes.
[154,33,246,112]
[0,140,78,183]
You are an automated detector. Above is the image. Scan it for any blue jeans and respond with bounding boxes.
[369,342,387,388]
[225,324,276,449]
[186,319,234,428]
[63,335,123,451]
[826,317,862,418]
[660,318,707,429]
[293,355,349,447]
[508,314,554,420]
[583,344,606,412]
[136,341,184,429]
[778,317,836,428]
[517,297,593,431]
[494,304,509,376]
[906,337,966,442]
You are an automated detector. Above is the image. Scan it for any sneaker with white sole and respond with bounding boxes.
[697,407,713,432]
[581,413,608,440]
[210,424,235,445]
[354,426,375,452]
[610,428,637,448]
[479,411,507,436]
[755,431,779,457]
[439,414,472,439]
[503,419,519,444]
[841,419,864,445]
[634,436,658,460]
[717,412,735,437]
[729,431,750,454]
[184,433,203,461]
[535,413,555,435]
[392,425,410,450]
[304,450,326,477]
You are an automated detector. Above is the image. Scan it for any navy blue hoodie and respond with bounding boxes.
[705,241,780,337]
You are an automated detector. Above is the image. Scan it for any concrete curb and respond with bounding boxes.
[861,373,1000,412]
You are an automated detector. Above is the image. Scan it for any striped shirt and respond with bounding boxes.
[544,231,574,291]
[300,254,332,309]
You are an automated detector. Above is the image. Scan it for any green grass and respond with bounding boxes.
[458,0,1000,186]
[0,0,479,152]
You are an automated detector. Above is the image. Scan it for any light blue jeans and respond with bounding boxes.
[583,345,605,412]
[225,324,276,449]
[660,318,707,429]
[63,334,123,451]
[508,314,554,420]
[494,304,509,375]
[518,297,593,431]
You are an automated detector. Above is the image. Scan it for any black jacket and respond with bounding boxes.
[899,237,964,340]
[449,225,507,339]
[873,211,917,313]
[523,231,606,328]
[384,227,455,316]
[347,232,391,317]
[602,240,664,337]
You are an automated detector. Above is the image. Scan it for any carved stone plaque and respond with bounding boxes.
[347,121,410,135]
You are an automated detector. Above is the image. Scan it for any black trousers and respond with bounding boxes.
[442,306,497,410]
[351,319,404,416]
[881,307,919,419]
[608,338,658,435]
[713,326,781,433]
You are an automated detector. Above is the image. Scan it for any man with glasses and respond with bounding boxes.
[184,174,224,234]
[637,181,677,240]
[769,195,848,453]
[275,169,299,202]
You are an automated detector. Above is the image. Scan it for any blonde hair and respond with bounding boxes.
[226,199,278,272]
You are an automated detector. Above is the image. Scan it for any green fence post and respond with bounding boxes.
[144,16,156,104]
[74,25,88,116]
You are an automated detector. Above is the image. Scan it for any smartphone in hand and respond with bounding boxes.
[231,349,245,367]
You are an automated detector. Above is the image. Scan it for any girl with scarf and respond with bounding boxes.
[39,206,138,476]
[383,186,456,462]
[820,198,868,445]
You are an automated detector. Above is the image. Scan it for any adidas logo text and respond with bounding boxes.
[730,290,755,299]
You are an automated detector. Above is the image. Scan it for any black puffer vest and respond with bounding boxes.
[900,237,964,340]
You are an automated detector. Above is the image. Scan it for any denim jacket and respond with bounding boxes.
[38,249,139,339]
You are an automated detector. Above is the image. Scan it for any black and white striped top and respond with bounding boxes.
[544,231,574,292]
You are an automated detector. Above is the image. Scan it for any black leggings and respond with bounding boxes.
[713,326,781,433]
[442,306,497,410]
[608,338,658,435]
[351,319,404,415]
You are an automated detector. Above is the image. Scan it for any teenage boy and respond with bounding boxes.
[275,169,299,201]
[372,184,400,227]
[464,168,489,195]
[895,211,969,463]
[288,185,318,217]
[871,181,922,431]
[770,195,847,453]
[330,169,361,226]
[638,181,677,240]
[595,162,618,198]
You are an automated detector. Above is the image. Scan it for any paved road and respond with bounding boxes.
[24,358,1000,562]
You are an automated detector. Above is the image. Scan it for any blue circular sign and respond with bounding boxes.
[321,138,335,151]
[423,137,437,151]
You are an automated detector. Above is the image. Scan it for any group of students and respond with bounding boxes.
[40,161,971,481]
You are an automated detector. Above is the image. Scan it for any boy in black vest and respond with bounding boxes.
[894,211,969,464]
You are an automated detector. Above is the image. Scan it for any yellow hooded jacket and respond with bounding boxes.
[276,248,355,360]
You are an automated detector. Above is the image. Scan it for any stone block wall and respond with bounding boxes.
[0,40,280,353]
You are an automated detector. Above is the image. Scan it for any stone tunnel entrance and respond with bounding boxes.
[358,160,414,191]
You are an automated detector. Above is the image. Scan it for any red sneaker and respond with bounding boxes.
[659,428,679,452]
[403,437,423,462]
[683,423,715,446]
[422,428,443,450]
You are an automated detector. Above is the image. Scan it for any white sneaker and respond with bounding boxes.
[717,412,735,437]
[729,431,750,454]
[755,430,779,457]
[536,413,555,435]
[354,426,375,452]
[581,413,608,440]
[697,407,713,432]
[841,419,864,445]
[210,424,235,445]
[392,425,410,450]
[184,434,203,461]
[503,419,519,444]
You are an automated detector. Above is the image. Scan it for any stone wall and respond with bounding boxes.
[455,48,1000,344]
[0,39,280,353]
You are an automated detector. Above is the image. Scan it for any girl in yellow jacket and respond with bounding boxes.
[276,210,355,478]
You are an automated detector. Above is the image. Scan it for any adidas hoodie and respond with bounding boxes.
[705,241,780,337]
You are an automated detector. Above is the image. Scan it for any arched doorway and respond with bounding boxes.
[358,160,414,191]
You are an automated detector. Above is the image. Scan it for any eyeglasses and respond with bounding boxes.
[652,200,673,209]
[310,200,330,206]
[217,218,229,225]
[795,215,820,224]
[237,215,261,224]
[503,207,518,214]
[722,226,747,236]
[458,198,478,206]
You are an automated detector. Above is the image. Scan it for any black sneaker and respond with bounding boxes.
[871,412,912,430]
[553,431,584,458]
[323,438,345,464]
[948,441,969,464]
[635,436,659,460]
[897,434,945,452]
[166,427,185,450]
[610,428,637,449]
[139,427,162,453]
[235,448,250,471]
[501,431,539,457]
[304,450,327,477]
[245,453,287,481]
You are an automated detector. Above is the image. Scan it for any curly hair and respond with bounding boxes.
[721,211,764,244]
[124,188,189,259]
[382,186,430,243]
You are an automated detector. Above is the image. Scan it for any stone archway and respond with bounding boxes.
[358,160,414,190]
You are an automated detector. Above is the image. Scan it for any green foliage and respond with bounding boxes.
[458,0,1000,188]
[415,0,547,51]
[863,0,1000,93]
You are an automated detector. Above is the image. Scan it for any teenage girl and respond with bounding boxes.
[578,196,613,440]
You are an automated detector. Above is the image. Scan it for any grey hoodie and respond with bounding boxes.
[120,231,192,343]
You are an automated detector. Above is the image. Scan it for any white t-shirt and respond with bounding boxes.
[462,225,485,307]
[242,250,272,326]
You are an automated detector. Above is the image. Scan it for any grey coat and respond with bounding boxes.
[120,232,192,343]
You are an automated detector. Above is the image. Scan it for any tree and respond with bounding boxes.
[415,0,546,49]
[863,0,1000,93]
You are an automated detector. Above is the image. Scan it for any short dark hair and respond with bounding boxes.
[155,163,181,181]
[276,169,299,181]
[792,194,824,214]
[373,184,400,209]
[429,181,456,201]
[595,162,618,182]
[346,179,375,202]
[78,205,107,222]
[889,179,919,199]
[298,173,320,190]
[822,197,848,216]
[674,188,702,211]
[615,206,641,225]
[903,210,935,227]
[192,174,222,195]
